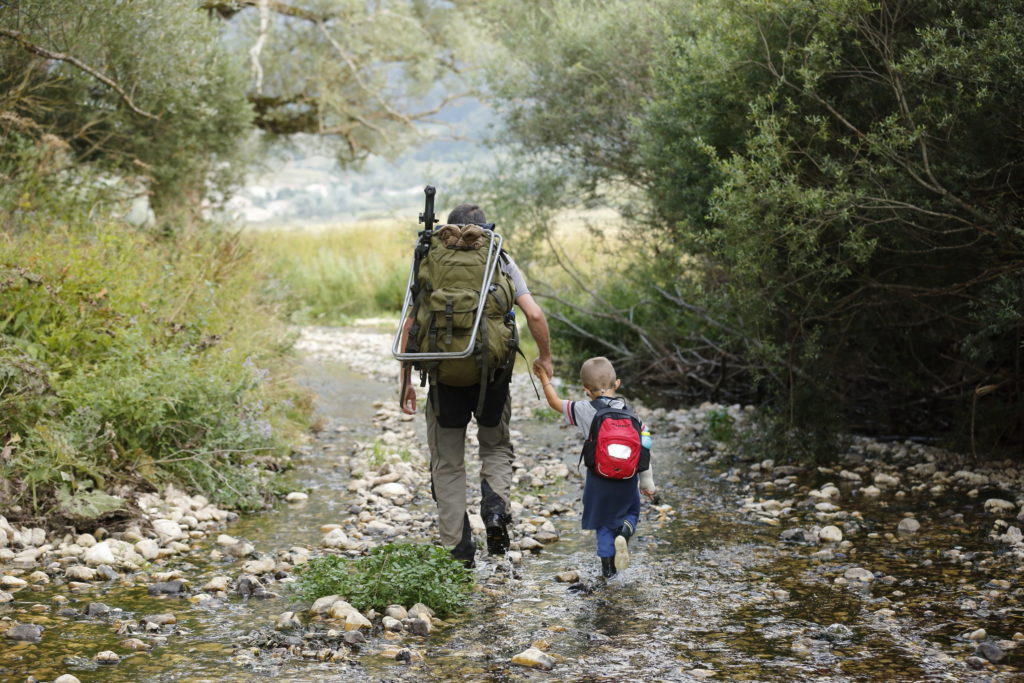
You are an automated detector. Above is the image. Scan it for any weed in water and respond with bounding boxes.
[294,543,473,618]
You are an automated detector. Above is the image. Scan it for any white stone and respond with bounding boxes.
[65,565,97,581]
[860,485,882,497]
[344,611,372,631]
[321,528,350,549]
[0,575,28,589]
[844,567,874,581]
[874,473,900,487]
[54,676,82,683]
[151,519,184,543]
[135,539,160,561]
[1000,526,1023,545]
[984,498,1016,514]
[76,534,97,548]
[371,482,409,500]
[83,541,116,567]
[93,650,120,664]
[818,526,844,543]
[309,594,343,615]
[897,518,921,535]
[286,491,308,503]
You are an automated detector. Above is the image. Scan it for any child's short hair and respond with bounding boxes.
[580,356,617,390]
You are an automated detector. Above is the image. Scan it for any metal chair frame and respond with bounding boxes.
[391,231,504,362]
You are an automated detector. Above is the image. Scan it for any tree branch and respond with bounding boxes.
[0,28,159,120]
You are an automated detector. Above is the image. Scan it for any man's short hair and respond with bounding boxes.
[580,356,617,390]
[447,203,487,225]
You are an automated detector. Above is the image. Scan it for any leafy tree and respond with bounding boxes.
[0,0,253,222]
[479,0,1024,454]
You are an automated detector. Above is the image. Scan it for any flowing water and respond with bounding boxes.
[1,326,1021,682]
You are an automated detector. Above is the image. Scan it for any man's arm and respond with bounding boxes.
[515,292,553,378]
[399,317,416,414]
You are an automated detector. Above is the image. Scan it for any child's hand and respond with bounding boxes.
[533,361,550,384]
[640,485,657,498]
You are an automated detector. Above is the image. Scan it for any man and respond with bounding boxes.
[400,203,553,567]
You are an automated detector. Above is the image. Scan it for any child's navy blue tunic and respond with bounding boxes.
[580,469,641,530]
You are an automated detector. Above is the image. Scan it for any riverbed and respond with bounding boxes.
[1,324,1021,682]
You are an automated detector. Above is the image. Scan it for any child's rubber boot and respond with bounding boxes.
[600,556,616,578]
[613,520,634,572]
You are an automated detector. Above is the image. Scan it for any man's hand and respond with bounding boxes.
[400,381,417,414]
[532,356,553,381]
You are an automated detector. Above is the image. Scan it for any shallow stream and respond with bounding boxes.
[1,326,1021,682]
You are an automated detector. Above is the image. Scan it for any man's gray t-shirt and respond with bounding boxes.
[500,253,529,302]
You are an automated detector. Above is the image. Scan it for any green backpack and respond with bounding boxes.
[408,225,518,391]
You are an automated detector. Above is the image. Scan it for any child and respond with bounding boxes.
[535,356,656,578]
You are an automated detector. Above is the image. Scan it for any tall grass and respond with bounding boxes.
[248,220,413,324]
[1,186,308,520]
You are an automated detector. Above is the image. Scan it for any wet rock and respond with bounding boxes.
[686,670,716,680]
[94,650,120,664]
[148,580,185,595]
[0,591,13,603]
[822,623,853,641]
[984,498,1015,515]
[202,576,230,592]
[977,642,1006,663]
[555,571,580,583]
[384,605,408,620]
[286,491,309,503]
[408,603,434,621]
[843,567,874,582]
[818,526,843,543]
[56,607,79,618]
[5,623,43,641]
[406,616,431,636]
[274,611,302,630]
[860,485,881,497]
[86,602,112,617]
[327,600,358,620]
[512,647,555,671]
[969,628,987,641]
[235,575,266,599]
[897,517,921,535]
[97,564,119,581]
[344,612,372,631]
[54,675,82,683]
[28,570,49,584]
[382,616,403,631]
[1000,526,1023,545]
[343,630,366,645]
[966,656,988,670]
[119,638,151,651]
[140,613,176,630]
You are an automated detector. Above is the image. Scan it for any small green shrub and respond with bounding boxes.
[294,543,473,618]
[706,408,736,442]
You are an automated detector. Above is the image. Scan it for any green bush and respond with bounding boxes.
[0,197,307,517]
[294,543,473,618]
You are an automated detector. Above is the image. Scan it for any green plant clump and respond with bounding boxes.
[294,543,473,618]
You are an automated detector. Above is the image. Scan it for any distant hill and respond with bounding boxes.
[228,97,497,228]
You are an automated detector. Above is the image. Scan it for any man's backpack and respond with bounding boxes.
[407,224,518,391]
[580,399,650,480]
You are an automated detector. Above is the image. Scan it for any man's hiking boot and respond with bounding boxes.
[484,513,511,556]
[450,537,476,569]
[451,512,476,568]
[613,520,634,572]
[600,556,617,578]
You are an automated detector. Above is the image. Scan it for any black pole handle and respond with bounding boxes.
[419,185,437,231]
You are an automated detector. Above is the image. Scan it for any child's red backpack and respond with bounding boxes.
[580,399,649,479]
